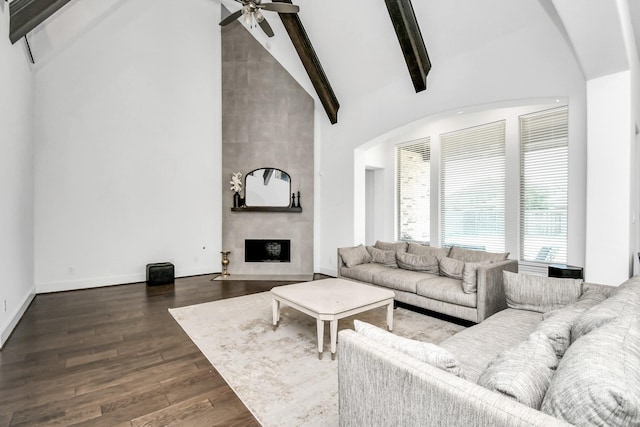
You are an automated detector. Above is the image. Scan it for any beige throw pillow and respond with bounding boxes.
[396,251,439,273]
[338,244,371,268]
[366,246,397,268]
[439,257,465,280]
[478,332,559,409]
[461,261,491,294]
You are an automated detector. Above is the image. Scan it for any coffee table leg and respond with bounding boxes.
[317,319,324,360]
[272,299,280,331]
[387,301,394,331]
[330,320,338,360]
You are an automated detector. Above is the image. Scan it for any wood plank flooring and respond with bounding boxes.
[0,274,321,426]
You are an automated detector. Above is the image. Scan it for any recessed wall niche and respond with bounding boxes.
[221,14,314,276]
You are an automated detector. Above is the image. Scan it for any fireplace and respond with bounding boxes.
[245,239,291,263]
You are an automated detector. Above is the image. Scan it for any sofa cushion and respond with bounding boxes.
[541,315,640,426]
[407,243,450,259]
[440,308,543,383]
[340,263,390,283]
[374,240,408,253]
[461,261,492,294]
[439,256,465,279]
[372,269,437,293]
[366,246,397,268]
[353,320,466,378]
[396,251,439,273]
[503,271,582,313]
[416,276,477,308]
[338,245,371,268]
[449,246,509,263]
[535,289,608,358]
[572,283,640,343]
[477,332,559,409]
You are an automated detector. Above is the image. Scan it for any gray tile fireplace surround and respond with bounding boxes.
[220,14,314,277]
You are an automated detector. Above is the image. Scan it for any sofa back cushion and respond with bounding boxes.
[374,240,408,253]
[541,315,640,426]
[366,246,397,268]
[354,320,466,378]
[477,332,559,409]
[503,271,583,313]
[572,283,640,343]
[449,246,509,263]
[338,245,371,268]
[407,243,450,259]
[396,251,439,273]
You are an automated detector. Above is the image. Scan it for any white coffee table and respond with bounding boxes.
[271,278,395,360]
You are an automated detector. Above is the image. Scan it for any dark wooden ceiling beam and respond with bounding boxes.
[384,0,431,93]
[273,0,339,125]
[9,0,74,44]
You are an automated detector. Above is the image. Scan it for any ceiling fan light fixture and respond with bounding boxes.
[254,10,264,23]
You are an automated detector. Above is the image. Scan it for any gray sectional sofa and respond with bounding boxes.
[338,272,640,426]
[337,241,518,323]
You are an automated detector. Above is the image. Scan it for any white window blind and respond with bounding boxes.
[440,121,506,252]
[520,106,568,264]
[396,138,430,242]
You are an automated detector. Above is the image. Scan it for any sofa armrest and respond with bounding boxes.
[338,329,569,427]
[336,247,349,277]
[476,259,518,322]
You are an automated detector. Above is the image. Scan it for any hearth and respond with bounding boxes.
[245,239,291,263]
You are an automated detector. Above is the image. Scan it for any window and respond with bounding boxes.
[520,107,568,264]
[396,138,430,242]
[440,121,506,252]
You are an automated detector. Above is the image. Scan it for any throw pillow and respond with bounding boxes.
[439,257,465,280]
[338,245,371,268]
[541,315,640,426]
[477,332,559,409]
[571,285,640,343]
[407,243,450,259]
[449,246,509,263]
[536,290,608,358]
[503,271,583,313]
[374,240,408,253]
[354,320,465,378]
[366,246,397,268]
[396,251,439,273]
[461,261,491,294]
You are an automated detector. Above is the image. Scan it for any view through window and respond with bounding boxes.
[396,139,430,243]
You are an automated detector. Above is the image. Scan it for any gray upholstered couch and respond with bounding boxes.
[338,273,640,427]
[337,241,518,323]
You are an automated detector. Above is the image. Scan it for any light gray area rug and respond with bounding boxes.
[169,291,465,427]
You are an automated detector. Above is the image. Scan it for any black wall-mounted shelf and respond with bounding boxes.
[231,207,302,213]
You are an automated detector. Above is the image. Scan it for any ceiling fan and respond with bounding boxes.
[219,0,300,38]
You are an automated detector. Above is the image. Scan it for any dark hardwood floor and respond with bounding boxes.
[0,274,322,426]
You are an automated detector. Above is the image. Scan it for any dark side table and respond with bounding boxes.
[548,264,584,280]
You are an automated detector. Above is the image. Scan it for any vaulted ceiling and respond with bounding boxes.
[8,0,640,124]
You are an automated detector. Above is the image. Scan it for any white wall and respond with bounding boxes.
[316,4,587,276]
[33,0,222,292]
[0,4,36,347]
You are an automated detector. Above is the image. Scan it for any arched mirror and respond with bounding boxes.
[244,168,291,207]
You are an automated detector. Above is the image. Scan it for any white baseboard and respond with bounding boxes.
[318,266,337,277]
[1,289,35,349]
[36,267,218,294]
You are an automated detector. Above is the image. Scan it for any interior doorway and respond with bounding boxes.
[365,168,384,245]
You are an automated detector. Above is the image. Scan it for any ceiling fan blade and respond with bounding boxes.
[219,9,243,26]
[258,17,275,37]
[260,3,299,13]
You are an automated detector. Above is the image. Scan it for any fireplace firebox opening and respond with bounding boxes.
[245,239,291,263]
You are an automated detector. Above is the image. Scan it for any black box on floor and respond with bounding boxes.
[146,262,175,286]
[548,264,583,280]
